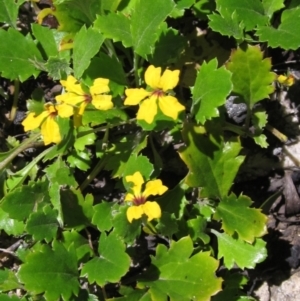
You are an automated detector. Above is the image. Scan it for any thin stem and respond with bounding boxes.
[0,133,41,172]
[223,122,247,137]
[9,79,20,122]
[78,157,108,192]
[265,124,288,143]
[104,39,119,61]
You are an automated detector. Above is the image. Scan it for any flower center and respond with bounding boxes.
[84,94,92,104]
[132,195,146,206]
[151,89,164,98]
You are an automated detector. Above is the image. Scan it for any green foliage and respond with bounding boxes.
[2,0,296,299]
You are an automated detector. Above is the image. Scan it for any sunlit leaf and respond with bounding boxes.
[140,236,222,301]
[179,122,244,198]
[213,231,267,269]
[214,193,268,243]
[0,28,42,81]
[18,241,79,301]
[81,231,131,286]
[226,45,275,108]
[256,7,300,50]
[192,58,232,124]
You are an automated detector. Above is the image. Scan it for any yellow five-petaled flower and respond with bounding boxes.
[22,103,63,145]
[125,171,168,223]
[56,75,113,126]
[124,65,185,124]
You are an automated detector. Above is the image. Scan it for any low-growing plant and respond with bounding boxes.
[0,0,298,300]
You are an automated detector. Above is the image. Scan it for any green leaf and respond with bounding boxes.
[0,269,21,292]
[74,126,97,151]
[73,26,104,79]
[187,216,210,243]
[18,241,79,301]
[26,205,58,242]
[253,133,268,148]
[208,11,244,39]
[131,0,175,57]
[82,106,128,126]
[44,158,78,187]
[81,231,131,286]
[140,236,222,301]
[213,231,267,269]
[159,183,188,218]
[67,149,91,171]
[62,230,93,261]
[92,202,114,231]
[179,123,244,198]
[256,7,300,50]
[192,58,232,124]
[226,45,275,108]
[44,57,73,80]
[112,205,141,244]
[156,212,178,238]
[94,13,132,47]
[32,24,58,58]
[262,0,285,18]
[0,0,19,28]
[0,207,24,236]
[60,188,92,229]
[215,0,267,30]
[0,28,42,81]
[214,193,268,243]
[148,23,186,66]
[1,181,50,221]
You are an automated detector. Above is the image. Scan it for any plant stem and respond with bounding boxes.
[0,133,41,172]
[9,79,20,122]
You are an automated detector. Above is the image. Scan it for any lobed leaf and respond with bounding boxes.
[179,123,244,198]
[26,205,58,242]
[141,236,222,301]
[81,231,131,286]
[1,181,50,221]
[131,0,175,57]
[0,28,42,81]
[213,231,267,269]
[215,0,267,30]
[94,13,132,48]
[214,193,268,243]
[18,241,79,301]
[73,26,104,79]
[226,45,275,108]
[262,0,285,18]
[0,0,20,28]
[208,11,244,39]
[256,7,300,50]
[192,58,232,124]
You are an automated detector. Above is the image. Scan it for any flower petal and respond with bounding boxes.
[126,171,144,187]
[159,69,180,91]
[22,111,49,131]
[142,201,161,221]
[56,92,85,106]
[143,180,168,198]
[92,95,113,110]
[137,96,157,124]
[90,78,110,95]
[158,95,185,120]
[125,193,135,202]
[145,65,161,89]
[56,102,74,118]
[124,88,149,105]
[127,205,144,223]
[41,116,61,145]
[60,75,84,95]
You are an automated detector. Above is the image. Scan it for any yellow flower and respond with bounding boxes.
[124,171,168,223]
[124,65,185,124]
[55,75,113,125]
[22,103,62,145]
[277,74,295,87]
